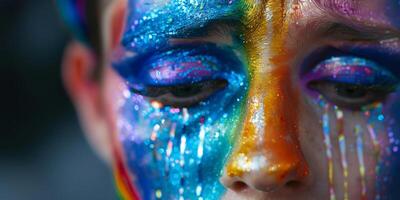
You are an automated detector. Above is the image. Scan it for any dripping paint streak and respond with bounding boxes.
[335,107,348,200]
[355,125,367,200]
[322,103,336,200]
[196,123,206,199]
[179,134,187,200]
[165,123,176,177]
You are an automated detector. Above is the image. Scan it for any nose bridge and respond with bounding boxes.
[225,0,308,183]
[263,61,307,179]
[226,63,308,181]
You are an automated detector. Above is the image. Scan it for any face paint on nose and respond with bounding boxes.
[226,0,309,183]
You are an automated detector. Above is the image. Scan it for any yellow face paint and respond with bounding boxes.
[226,0,309,182]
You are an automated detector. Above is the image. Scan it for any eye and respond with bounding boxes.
[131,79,228,107]
[304,56,399,110]
[308,81,395,109]
[112,44,244,108]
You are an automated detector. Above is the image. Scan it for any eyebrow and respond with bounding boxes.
[121,1,244,54]
[320,22,400,41]
[312,0,400,37]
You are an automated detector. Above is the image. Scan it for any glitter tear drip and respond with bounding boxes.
[365,105,384,199]
[354,125,367,200]
[321,101,336,200]
[334,106,348,200]
[109,0,400,199]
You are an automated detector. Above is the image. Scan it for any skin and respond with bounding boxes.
[63,0,400,199]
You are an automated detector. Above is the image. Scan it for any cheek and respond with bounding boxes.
[107,69,248,199]
[298,97,330,194]
[299,89,400,199]
[380,92,400,197]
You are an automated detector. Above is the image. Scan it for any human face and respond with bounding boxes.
[98,0,400,199]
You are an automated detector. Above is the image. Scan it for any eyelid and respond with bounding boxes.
[300,46,400,78]
[301,55,400,100]
[304,56,398,85]
[112,43,244,86]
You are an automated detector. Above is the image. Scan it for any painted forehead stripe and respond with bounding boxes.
[122,0,244,53]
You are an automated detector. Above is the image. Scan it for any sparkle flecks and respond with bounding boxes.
[115,43,247,199]
[110,0,400,199]
[321,101,336,200]
[317,98,400,200]
[335,106,348,200]
[226,0,308,183]
[354,125,367,200]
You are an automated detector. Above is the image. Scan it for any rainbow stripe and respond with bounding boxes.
[114,149,140,200]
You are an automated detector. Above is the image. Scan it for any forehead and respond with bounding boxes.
[120,0,399,51]
[122,0,242,50]
[124,0,399,21]
[313,0,399,25]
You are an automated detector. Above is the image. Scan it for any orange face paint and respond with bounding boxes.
[226,0,309,182]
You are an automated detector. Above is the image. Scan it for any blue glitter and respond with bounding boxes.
[113,43,245,87]
[122,0,243,54]
[115,24,248,199]
[119,72,247,199]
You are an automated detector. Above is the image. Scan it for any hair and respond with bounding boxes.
[84,0,102,55]
[56,0,104,78]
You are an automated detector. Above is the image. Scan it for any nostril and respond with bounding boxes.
[230,181,249,192]
[285,180,301,188]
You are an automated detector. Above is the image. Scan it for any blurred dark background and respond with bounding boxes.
[0,0,117,199]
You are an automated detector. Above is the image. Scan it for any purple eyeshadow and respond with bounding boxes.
[303,56,398,86]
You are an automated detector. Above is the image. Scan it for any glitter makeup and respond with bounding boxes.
[354,124,367,199]
[321,100,337,200]
[109,0,400,199]
[112,2,248,197]
[122,0,243,54]
[334,106,348,200]
[226,0,309,183]
[305,49,400,199]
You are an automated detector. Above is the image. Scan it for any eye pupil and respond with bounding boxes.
[172,84,203,97]
[335,84,367,98]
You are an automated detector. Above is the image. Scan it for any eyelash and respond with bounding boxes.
[115,42,399,110]
[303,56,399,110]
[113,43,246,108]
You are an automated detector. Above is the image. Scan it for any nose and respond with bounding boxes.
[220,159,305,193]
[221,65,310,194]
